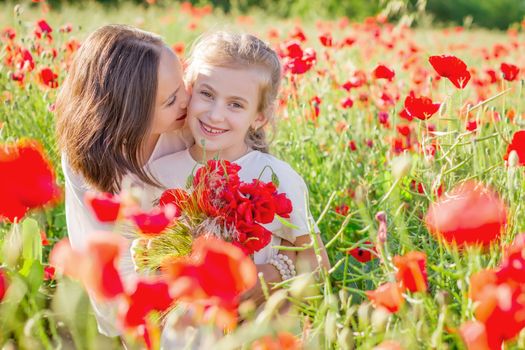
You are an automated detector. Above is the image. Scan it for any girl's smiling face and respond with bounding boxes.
[187,65,267,162]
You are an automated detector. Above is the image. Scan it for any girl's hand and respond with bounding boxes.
[130,238,149,272]
[240,238,298,306]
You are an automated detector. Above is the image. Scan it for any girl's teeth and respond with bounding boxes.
[202,122,226,134]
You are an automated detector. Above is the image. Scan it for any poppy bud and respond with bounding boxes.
[508,150,519,168]
[324,310,338,343]
[289,273,315,299]
[263,289,288,316]
[354,185,367,204]
[358,302,371,328]
[391,154,412,180]
[371,307,391,333]
[338,328,354,350]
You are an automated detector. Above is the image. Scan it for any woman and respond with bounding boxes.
[55,24,190,337]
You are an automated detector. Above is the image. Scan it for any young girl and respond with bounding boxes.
[146,31,330,303]
[55,24,190,337]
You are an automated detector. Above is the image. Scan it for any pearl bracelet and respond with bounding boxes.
[269,253,297,281]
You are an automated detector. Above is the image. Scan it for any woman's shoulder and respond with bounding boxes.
[149,129,193,163]
[61,155,91,192]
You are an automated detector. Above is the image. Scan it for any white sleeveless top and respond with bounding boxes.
[62,129,190,337]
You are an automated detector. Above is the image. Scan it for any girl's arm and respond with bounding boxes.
[295,233,331,273]
[240,240,297,306]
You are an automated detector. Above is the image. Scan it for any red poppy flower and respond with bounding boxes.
[130,206,177,237]
[44,266,55,281]
[158,188,188,216]
[0,140,60,222]
[85,191,121,223]
[39,68,58,88]
[1,27,16,41]
[0,268,7,302]
[501,63,519,81]
[163,236,257,329]
[335,204,349,216]
[347,241,377,263]
[425,181,507,246]
[399,108,413,121]
[252,332,301,350]
[459,321,491,350]
[289,26,306,42]
[172,42,185,56]
[504,130,525,166]
[273,192,292,218]
[121,279,174,328]
[318,32,333,47]
[466,120,478,132]
[366,282,404,313]
[429,55,471,89]
[236,221,272,254]
[404,95,440,120]
[50,233,126,300]
[341,97,354,109]
[373,64,395,81]
[40,230,49,246]
[474,283,525,349]
[34,19,53,40]
[393,251,428,293]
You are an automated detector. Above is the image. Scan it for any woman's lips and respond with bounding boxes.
[176,113,187,121]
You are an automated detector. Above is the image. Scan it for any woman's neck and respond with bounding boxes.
[141,133,160,166]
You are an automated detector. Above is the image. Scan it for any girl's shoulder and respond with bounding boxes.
[239,151,306,187]
[147,148,195,189]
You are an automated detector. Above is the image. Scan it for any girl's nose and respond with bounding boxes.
[207,103,225,123]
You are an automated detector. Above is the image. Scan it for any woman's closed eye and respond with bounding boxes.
[166,95,177,107]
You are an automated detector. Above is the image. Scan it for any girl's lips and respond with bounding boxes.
[199,120,228,136]
[176,113,187,121]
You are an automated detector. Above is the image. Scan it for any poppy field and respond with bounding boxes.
[2,1,525,349]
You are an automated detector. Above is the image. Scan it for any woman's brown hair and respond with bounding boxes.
[55,24,164,193]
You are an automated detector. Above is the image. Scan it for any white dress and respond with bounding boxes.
[145,148,319,264]
[62,129,190,337]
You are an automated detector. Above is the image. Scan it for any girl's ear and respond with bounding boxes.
[252,112,268,130]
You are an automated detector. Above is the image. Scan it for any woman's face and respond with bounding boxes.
[150,47,189,136]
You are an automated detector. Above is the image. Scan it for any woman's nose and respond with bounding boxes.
[180,88,190,109]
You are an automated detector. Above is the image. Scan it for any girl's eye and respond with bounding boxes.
[200,90,212,98]
[230,102,243,109]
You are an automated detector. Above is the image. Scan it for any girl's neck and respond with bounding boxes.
[189,143,252,163]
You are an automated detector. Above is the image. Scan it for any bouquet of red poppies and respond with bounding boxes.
[132,159,293,273]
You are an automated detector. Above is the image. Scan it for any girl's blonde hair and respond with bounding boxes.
[185,31,282,153]
[55,24,165,193]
